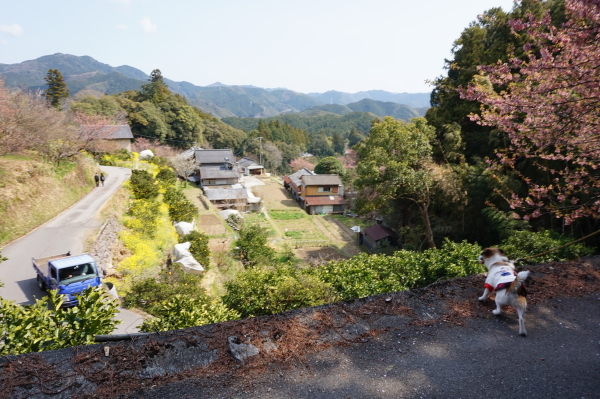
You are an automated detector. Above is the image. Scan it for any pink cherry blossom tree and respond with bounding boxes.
[461,0,600,223]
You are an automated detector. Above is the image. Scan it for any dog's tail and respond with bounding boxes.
[507,270,530,297]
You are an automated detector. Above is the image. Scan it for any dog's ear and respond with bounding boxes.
[482,248,494,258]
[497,248,506,256]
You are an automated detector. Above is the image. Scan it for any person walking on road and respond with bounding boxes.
[94,173,100,187]
[100,173,105,186]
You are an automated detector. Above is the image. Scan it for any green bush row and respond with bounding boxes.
[163,186,198,222]
[315,239,484,301]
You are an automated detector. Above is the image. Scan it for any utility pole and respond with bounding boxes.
[258,137,263,167]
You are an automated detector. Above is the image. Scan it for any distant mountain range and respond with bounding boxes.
[308,90,430,108]
[0,53,430,119]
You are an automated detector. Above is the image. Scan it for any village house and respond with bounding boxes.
[203,187,261,212]
[298,174,346,215]
[193,149,240,187]
[85,125,134,151]
[283,168,316,202]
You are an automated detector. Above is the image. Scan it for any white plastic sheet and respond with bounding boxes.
[219,209,242,219]
[176,255,204,274]
[174,220,195,236]
[139,149,154,159]
[173,242,192,260]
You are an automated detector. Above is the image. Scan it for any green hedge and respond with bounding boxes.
[316,239,484,301]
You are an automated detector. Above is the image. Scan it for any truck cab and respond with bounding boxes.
[33,253,103,307]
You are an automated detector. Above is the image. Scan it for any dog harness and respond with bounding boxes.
[484,265,517,291]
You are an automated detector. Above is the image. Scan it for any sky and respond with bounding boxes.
[0,0,517,94]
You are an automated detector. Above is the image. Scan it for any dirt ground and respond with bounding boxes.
[198,214,226,236]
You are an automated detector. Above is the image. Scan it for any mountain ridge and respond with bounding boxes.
[0,53,430,118]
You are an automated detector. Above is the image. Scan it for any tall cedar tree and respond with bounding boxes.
[139,69,170,104]
[44,69,70,108]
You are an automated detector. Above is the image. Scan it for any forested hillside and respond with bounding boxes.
[70,70,248,150]
[301,98,426,119]
[223,111,376,138]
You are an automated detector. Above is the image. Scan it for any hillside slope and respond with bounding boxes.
[0,153,96,245]
[222,111,377,136]
[301,98,426,119]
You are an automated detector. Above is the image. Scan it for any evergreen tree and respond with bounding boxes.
[348,127,365,147]
[44,69,70,108]
[314,156,345,176]
[331,131,345,154]
[139,69,170,104]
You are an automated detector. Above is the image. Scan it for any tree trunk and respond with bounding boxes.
[419,203,436,249]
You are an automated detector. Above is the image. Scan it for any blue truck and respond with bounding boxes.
[32,253,103,307]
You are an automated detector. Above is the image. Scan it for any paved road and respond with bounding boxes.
[0,165,143,334]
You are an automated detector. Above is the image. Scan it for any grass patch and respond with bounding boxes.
[329,214,375,229]
[269,210,306,220]
[0,153,95,245]
[53,159,79,179]
[0,153,36,161]
[285,230,303,239]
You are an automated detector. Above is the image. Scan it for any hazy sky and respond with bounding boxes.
[0,0,517,94]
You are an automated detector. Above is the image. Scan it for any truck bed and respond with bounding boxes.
[32,253,70,276]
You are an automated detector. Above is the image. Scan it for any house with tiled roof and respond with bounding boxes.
[283,168,316,202]
[193,149,240,187]
[203,187,261,212]
[84,124,134,151]
[194,148,235,167]
[198,167,240,187]
[298,174,346,215]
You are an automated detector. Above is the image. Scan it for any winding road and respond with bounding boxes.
[0,165,143,334]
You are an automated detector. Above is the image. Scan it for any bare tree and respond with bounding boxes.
[0,82,63,155]
[37,112,120,165]
[169,154,198,185]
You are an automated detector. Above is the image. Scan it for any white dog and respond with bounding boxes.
[478,248,530,336]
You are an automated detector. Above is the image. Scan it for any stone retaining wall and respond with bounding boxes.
[90,216,122,273]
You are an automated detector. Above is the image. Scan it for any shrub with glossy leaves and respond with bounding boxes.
[499,230,594,264]
[223,264,338,318]
[0,287,119,355]
[129,169,159,200]
[155,167,177,186]
[123,264,207,316]
[139,296,240,332]
[163,186,198,222]
[316,239,484,301]
[234,222,275,267]
[180,230,210,268]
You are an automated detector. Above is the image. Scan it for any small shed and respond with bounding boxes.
[236,157,264,176]
[361,225,399,253]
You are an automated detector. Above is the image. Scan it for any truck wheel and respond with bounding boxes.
[37,275,46,291]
